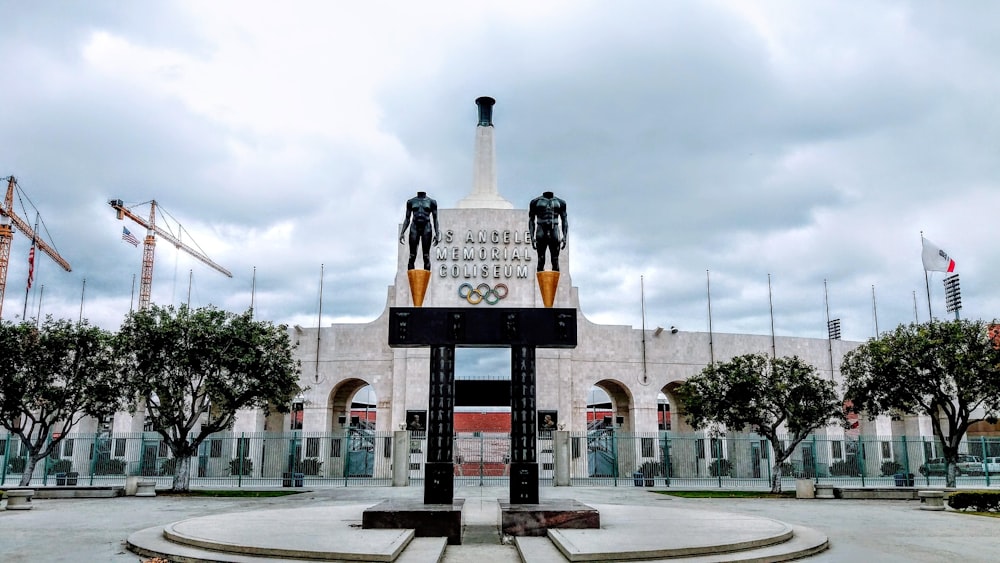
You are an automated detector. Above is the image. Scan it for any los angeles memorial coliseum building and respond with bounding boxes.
[103,98,962,482]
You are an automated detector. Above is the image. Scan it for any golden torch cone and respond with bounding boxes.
[536,271,560,308]
[407,269,431,307]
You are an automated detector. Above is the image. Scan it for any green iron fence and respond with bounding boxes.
[0,430,394,488]
[570,432,1000,489]
[3,430,999,489]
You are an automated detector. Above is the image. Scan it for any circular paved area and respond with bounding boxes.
[4,485,1000,562]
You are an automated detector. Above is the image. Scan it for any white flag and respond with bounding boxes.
[921,238,955,272]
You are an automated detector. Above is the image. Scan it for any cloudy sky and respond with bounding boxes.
[2,1,998,345]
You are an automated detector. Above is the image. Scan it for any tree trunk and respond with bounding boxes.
[770,462,783,494]
[946,462,958,489]
[171,455,194,492]
[18,455,42,487]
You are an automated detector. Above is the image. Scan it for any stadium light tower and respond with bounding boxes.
[943,273,962,319]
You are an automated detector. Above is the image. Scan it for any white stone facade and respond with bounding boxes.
[271,200,867,439]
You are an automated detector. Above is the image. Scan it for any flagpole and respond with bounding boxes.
[130,273,136,313]
[315,263,324,383]
[640,275,648,385]
[824,279,835,380]
[871,285,879,338]
[912,291,918,323]
[706,270,715,364]
[921,232,933,320]
[924,269,933,321]
[79,277,86,323]
[250,266,257,318]
[768,273,776,360]
[35,285,43,328]
[186,269,193,307]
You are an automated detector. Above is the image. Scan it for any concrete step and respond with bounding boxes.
[514,502,829,563]
[516,525,827,562]
[127,503,450,562]
[129,525,448,563]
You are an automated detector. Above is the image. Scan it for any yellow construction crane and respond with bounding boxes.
[0,176,72,319]
[109,199,232,310]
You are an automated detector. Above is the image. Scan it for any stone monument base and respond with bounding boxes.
[500,499,600,537]
[362,498,465,545]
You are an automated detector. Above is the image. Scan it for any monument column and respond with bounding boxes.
[510,344,539,504]
[424,344,455,504]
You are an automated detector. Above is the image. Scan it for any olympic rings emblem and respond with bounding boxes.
[458,283,508,305]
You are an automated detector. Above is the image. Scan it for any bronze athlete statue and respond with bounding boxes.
[528,191,568,272]
[400,191,440,270]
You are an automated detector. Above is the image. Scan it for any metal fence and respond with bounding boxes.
[3,430,1000,489]
[572,431,1000,489]
[0,430,395,488]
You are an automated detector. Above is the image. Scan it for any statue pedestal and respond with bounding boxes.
[363,498,465,545]
[536,271,559,308]
[407,269,431,307]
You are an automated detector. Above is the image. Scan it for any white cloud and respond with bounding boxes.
[1,0,998,347]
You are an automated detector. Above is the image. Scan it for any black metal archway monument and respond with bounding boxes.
[390,306,576,504]
[362,306,581,544]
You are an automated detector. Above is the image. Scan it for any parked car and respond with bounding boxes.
[984,457,1000,474]
[918,455,984,476]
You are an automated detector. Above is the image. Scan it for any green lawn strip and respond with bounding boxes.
[158,490,308,498]
[655,490,795,499]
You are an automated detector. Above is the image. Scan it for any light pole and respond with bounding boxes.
[944,274,962,320]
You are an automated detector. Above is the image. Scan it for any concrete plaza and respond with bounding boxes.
[3,485,999,562]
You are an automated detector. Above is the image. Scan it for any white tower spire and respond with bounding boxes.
[457,96,513,209]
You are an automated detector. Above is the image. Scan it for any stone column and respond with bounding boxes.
[425,345,455,504]
[553,430,571,486]
[392,430,411,487]
[510,344,539,503]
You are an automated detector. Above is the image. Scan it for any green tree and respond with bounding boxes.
[841,319,1000,488]
[677,354,844,493]
[115,305,300,491]
[0,318,120,486]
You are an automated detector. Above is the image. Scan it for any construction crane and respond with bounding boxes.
[109,199,232,310]
[0,176,72,319]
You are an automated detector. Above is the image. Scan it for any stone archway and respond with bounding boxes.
[583,379,636,479]
[325,378,381,479]
[661,381,694,433]
[593,379,634,432]
[328,378,373,433]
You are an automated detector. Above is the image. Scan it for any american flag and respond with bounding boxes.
[122,227,140,247]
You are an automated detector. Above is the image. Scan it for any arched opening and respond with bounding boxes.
[661,381,693,432]
[657,392,670,431]
[590,379,633,431]
[326,379,378,478]
[584,380,635,479]
[328,378,373,433]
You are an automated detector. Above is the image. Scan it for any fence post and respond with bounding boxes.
[611,431,618,487]
[901,435,910,477]
[765,439,773,487]
[812,435,819,484]
[479,434,485,487]
[858,435,865,487]
[41,431,53,486]
[237,433,244,488]
[89,433,98,485]
[982,436,990,487]
[922,436,930,485]
[663,434,671,487]
[716,452,722,488]
[0,434,8,485]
